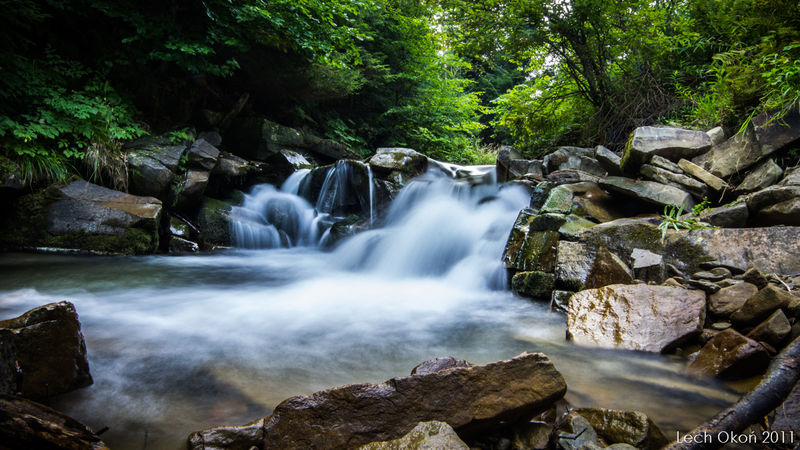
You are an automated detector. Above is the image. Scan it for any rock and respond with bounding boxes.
[529,182,554,210]
[692,124,763,178]
[753,107,800,154]
[731,286,794,326]
[595,145,621,175]
[19,180,161,254]
[358,421,468,450]
[742,267,769,289]
[410,357,471,376]
[511,421,552,450]
[368,148,428,178]
[0,395,108,449]
[176,170,210,210]
[0,302,92,399]
[621,127,712,174]
[600,176,695,210]
[555,242,632,291]
[169,215,195,239]
[0,156,24,191]
[540,185,574,214]
[693,267,731,281]
[502,212,560,273]
[197,130,222,147]
[558,214,597,240]
[550,291,572,314]
[213,152,253,178]
[528,213,568,232]
[187,139,220,171]
[543,147,605,176]
[567,284,706,353]
[640,164,708,198]
[189,353,567,450]
[197,197,235,247]
[757,197,800,226]
[631,248,664,282]
[711,322,732,331]
[558,413,604,450]
[496,146,524,183]
[127,138,187,198]
[687,329,770,379]
[546,169,601,185]
[226,117,357,162]
[734,159,783,195]
[662,277,684,288]
[169,236,199,253]
[695,203,748,228]
[747,309,791,347]
[649,155,684,173]
[770,381,800,432]
[707,126,726,145]
[709,282,758,317]
[575,408,669,450]
[677,159,728,192]
[746,185,800,212]
[683,227,800,274]
[188,417,265,450]
[570,183,627,223]
[687,279,720,294]
[781,166,800,186]
[512,271,555,299]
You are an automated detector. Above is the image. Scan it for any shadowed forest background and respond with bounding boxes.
[2,0,799,183]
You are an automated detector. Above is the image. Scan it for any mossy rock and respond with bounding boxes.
[197,197,235,246]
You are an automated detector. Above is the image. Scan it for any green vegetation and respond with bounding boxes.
[658,204,711,243]
[1,0,798,182]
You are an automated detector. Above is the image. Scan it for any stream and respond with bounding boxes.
[0,166,739,449]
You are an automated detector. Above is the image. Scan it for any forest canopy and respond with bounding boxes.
[1,0,798,182]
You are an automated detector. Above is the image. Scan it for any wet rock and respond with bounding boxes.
[529,182,554,210]
[512,271,555,299]
[0,395,108,449]
[558,214,597,240]
[687,329,770,379]
[567,284,706,353]
[197,197,235,246]
[190,353,567,450]
[570,183,626,223]
[684,227,800,274]
[540,185,574,214]
[551,291,572,314]
[640,164,708,198]
[595,145,621,175]
[742,267,769,289]
[621,127,712,174]
[555,242,632,291]
[600,176,695,210]
[187,139,220,171]
[677,159,728,192]
[169,215,195,239]
[558,413,604,450]
[0,302,92,399]
[692,124,763,178]
[747,309,791,347]
[176,170,210,210]
[411,357,471,376]
[212,152,253,178]
[188,417,265,450]
[575,408,669,450]
[169,236,199,253]
[359,421,468,450]
[631,248,664,282]
[528,213,568,232]
[709,282,758,317]
[369,148,427,178]
[496,146,524,182]
[543,147,605,176]
[695,203,748,228]
[502,216,560,272]
[730,286,794,326]
[735,159,783,195]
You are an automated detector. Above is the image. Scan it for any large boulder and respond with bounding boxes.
[687,329,770,379]
[567,284,706,353]
[0,395,108,449]
[555,242,632,291]
[358,421,469,450]
[0,302,92,399]
[188,353,567,450]
[0,180,162,254]
[683,227,800,274]
[600,176,695,210]
[369,148,428,179]
[620,127,712,174]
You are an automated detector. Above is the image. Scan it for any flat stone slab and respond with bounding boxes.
[684,227,800,274]
[600,176,695,209]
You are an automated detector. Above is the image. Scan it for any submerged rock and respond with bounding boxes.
[567,284,706,353]
[0,395,108,449]
[188,353,567,450]
[358,421,468,450]
[0,302,92,399]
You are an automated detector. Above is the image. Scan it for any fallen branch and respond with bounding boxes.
[666,336,800,450]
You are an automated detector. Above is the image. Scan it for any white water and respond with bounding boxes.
[0,164,738,449]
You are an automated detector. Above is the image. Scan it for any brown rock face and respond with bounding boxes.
[730,286,794,325]
[708,282,758,317]
[684,227,800,274]
[0,395,108,449]
[575,408,669,450]
[688,329,770,379]
[0,302,92,399]
[747,309,792,347]
[188,353,567,450]
[567,284,706,353]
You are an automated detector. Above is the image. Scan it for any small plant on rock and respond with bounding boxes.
[658,204,710,243]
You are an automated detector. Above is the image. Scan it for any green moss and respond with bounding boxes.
[515,230,559,272]
[511,271,555,299]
